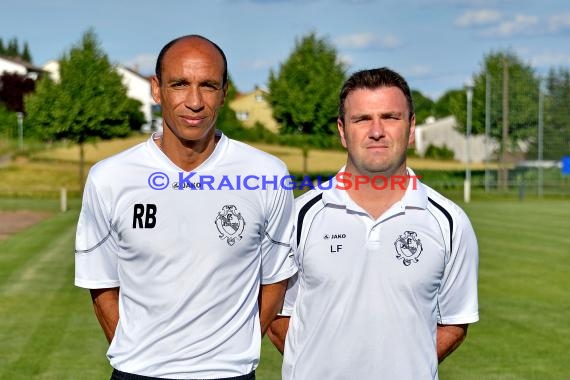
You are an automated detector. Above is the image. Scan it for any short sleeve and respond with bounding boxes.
[259,168,297,285]
[74,171,120,289]
[279,273,299,316]
[437,209,479,325]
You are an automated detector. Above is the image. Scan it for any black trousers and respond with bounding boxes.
[110,368,255,380]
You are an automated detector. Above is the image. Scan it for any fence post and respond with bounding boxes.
[60,188,67,212]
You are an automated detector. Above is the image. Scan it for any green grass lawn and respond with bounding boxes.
[0,199,569,379]
[439,200,570,380]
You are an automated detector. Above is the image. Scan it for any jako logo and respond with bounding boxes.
[324,234,346,240]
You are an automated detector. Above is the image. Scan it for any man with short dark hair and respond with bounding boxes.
[268,67,479,379]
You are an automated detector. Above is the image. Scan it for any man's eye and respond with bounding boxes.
[170,81,189,88]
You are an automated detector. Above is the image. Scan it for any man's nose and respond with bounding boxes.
[185,86,204,111]
[369,118,385,139]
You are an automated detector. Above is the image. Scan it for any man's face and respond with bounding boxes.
[151,38,227,142]
[338,86,415,177]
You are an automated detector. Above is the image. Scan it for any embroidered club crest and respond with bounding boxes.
[394,231,423,266]
[215,205,246,246]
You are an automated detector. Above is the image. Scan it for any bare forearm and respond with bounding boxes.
[258,280,287,336]
[267,316,290,354]
[90,287,120,344]
[437,324,468,363]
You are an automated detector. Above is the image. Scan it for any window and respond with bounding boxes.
[237,111,249,121]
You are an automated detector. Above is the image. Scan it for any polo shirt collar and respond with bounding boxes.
[322,167,428,214]
[401,167,428,209]
[149,130,227,172]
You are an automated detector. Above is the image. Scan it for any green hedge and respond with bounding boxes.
[221,122,344,150]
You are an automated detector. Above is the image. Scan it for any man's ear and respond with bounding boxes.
[151,75,161,104]
[220,82,229,106]
[338,118,347,148]
[408,113,416,147]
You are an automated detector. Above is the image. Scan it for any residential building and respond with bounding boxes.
[229,86,279,133]
[0,55,44,80]
[116,65,155,132]
[414,115,497,163]
[42,60,156,132]
[42,60,60,82]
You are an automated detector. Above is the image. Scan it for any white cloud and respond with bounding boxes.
[454,9,502,27]
[239,58,278,70]
[407,65,432,77]
[475,12,570,38]
[420,0,516,6]
[514,46,531,56]
[122,53,156,75]
[338,54,354,67]
[248,0,300,3]
[481,13,539,37]
[530,51,570,67]
[334,32,401,50]
[548,13,570,33]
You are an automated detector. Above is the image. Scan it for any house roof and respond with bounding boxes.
[415,115,456,129]
[233,86,268,100]
[116,65,151,81]
[0,55,45,73]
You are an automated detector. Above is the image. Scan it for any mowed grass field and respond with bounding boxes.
[0,198,569,379]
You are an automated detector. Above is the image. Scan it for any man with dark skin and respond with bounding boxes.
[76,35,296,380]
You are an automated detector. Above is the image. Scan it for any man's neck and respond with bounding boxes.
[158,130,219,172]
[344,166,409,220]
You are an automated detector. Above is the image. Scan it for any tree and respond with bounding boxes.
[454,50,539,150]
[527,68,570,160]
[268,32,346,136]
[21,42,32,63]
[6,37,18,57]
[0,103,17,139]
[543,68,570,159]
[125,98,146,133]
[0,37,33,62]
[216,74,240,130]
[434,89,464,119]
[25,29,132,189]
[411,90,435,125]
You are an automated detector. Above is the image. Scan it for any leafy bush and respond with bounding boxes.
[0,104,17,139]
[424,144,455,160]
[221,122,344,150]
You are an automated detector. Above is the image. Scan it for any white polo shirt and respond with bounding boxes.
[75,131,296,379]
[282,169,479,380]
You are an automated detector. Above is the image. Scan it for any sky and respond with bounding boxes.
[2,0,570,99]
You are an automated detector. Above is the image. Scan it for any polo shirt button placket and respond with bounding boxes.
[368,224,382,243]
